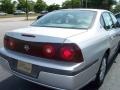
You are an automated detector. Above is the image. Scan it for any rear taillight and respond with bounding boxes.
[60,46,75,61]
[4,37,16,49]
[42,44,55,58]
[9,39,16,49]
[4,36,83,63]
[60,44,83,62]
[41,43,83,63]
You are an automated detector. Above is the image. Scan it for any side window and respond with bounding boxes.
[100,16,105,28]
[110,13,120,28]
[102,12,113,30]
[115,14,120,18]
[110,13,117,25]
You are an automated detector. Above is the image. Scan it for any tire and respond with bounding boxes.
[94,54,108,88]
[117,41,120,53]
[118,43,120,53]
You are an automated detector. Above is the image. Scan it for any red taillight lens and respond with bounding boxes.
[4,38,16,49]
[60,44,83,62]
[41,44,83,62]
[4,36,83,63]
[9,39,15,48]
[60,47,75,61]
[42,44,55,58]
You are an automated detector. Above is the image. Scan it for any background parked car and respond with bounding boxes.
[0,11,7,16]
[14,10,26,15]
[28,11,35,15]
[41,10,48,14]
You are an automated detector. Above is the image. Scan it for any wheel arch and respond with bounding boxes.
[105,49,110,59]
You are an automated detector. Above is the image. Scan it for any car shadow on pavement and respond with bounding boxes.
[0,76,52,90]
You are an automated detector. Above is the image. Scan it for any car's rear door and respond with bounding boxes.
[109,12,120,43]
[102,12,118,57]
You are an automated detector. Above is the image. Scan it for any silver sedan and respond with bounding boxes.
[0,9,120,90]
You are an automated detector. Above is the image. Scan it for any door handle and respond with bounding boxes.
[110,36,115,40]
[116,34,119,36]
[114,34,120,38]
[113,35,117,37]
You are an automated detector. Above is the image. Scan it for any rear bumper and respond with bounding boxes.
[0,48,99,90]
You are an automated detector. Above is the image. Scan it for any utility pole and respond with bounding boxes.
[86,0,88,8]
[26,0,28,20]
[81,0,83,8]
[71,0,73,8]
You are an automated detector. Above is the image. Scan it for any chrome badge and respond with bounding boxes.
[24,45,30,51]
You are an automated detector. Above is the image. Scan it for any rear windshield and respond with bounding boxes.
[31,10,96,29]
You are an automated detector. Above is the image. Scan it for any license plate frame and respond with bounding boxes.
[17,61,32,74]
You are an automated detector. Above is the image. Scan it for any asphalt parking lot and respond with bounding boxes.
[0,17,120,90]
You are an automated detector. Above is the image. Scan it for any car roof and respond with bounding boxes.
[57,8,108,14]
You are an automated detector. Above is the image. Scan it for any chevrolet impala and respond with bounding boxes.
[0,9,120,90]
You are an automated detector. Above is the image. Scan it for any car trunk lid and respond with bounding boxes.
[6,26,87,43]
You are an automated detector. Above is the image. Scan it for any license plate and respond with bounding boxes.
[17,61,32,74]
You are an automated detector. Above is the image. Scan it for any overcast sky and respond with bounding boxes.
[13,0,66,5]
[43,0,65,5]
[13,0,119,5]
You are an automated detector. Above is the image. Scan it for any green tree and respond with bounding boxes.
[0,0,1,10]
[111,4,120,13]
[107,0,116,10]
[85,0,116,9]
[34,0,47,13]
[1,0,15,14]
[12,1,17,11]
[62,0,115,10]
[47,4,60,12]
[17,0,35,11]
[17,0,26,11]
[0,4,1,11]
[28,0,35,11]
[62,0,81,9]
